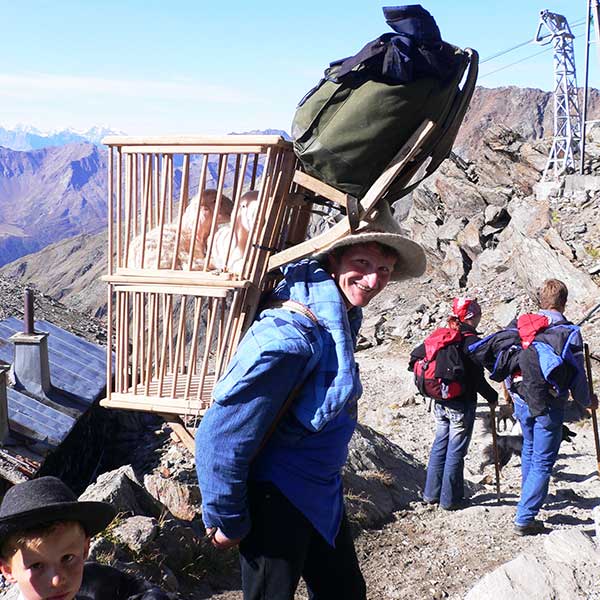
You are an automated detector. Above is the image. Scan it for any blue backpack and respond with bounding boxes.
[467,315,583,395]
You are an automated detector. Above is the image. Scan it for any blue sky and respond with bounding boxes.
[1,1,595,135]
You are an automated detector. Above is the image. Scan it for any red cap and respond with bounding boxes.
[452,297,481,322]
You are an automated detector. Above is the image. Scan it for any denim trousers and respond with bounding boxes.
[513,395,564,526]
[423,401,476,508]
[240,481,366,600]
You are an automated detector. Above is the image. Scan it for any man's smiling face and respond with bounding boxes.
[327,242,397,309]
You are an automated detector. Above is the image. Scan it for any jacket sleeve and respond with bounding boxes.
[194,314,317,540]
[475,371,499,404]
[462,336,498,404]
[569,336,592,406]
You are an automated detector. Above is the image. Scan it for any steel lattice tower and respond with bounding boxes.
[535,10,582,179]
[580,0,600,173]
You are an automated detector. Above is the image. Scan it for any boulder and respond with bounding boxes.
[111,515,159,554]
[504,197,551,238]
[144,473,201,522]
[484,205,504,225]
[493,299,520,327]
[438,217,467,242]
[80,465,164,519]
[154,517,203,571]
[405,205,443,254]
[465,530,599,600]
[457,217,484,261]
[543,228,575,259]
[343,423,425,529]
[510,236,600,319]
[441,242,468,286]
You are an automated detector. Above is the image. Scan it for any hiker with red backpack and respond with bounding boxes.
[409,297,498,510]
[510,279,598,535]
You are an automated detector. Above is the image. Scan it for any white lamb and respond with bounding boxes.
[209,190,260,274]
[128,189,232,270]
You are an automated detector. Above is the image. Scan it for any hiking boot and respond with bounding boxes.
[440,499,470,511]
[422,496,439,506]
[514,519,546,536]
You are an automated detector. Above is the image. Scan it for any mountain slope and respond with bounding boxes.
[0,125,123,151]
[454,86,600,159]
[0,231,108,318]
[0,143,107,265]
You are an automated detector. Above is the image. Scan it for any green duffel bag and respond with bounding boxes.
[292,7,476,201]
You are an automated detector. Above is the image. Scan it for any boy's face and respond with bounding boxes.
[0,523,89,600]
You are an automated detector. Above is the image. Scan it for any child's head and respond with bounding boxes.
[538,279,568,312]
[450,297,482,328]
[0,477,116,600]
[0,520,89,600]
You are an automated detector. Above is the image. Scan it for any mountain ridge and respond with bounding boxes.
[2,84,600,313]
[0,124,125,151]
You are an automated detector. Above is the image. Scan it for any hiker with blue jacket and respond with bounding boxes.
[195,202,425,600]
[409,297,498,510]
[512,279,598,535]
[196,202,425,600]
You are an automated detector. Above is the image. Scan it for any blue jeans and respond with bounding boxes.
[513,395,564,526]
[423,402,476,508]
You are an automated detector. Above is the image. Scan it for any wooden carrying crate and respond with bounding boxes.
[101,49,478,447]
[101,125,437,424]
[102,136,308,423]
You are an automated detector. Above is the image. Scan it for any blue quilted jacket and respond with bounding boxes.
[195,259,362,544]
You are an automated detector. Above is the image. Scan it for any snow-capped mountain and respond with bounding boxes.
[0,125,126,151]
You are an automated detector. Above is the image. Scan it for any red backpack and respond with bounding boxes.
[413,327,468,400]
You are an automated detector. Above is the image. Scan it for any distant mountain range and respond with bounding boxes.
[0,125,125,151]
[1,85,600,316]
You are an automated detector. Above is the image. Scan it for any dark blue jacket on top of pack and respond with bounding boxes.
[330,4,461,85]
[466,326,521,383]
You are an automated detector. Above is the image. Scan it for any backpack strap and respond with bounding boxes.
[262,299,319,324]
[251,300,319,460]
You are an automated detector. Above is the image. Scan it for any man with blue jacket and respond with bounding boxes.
[195,202,425,600]
[513,279,598,535]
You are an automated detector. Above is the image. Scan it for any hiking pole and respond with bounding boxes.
[584,343,600,478]
[489,403,502,502]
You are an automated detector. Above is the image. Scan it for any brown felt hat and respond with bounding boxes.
[313,202,426,281]
[0,476,116,547]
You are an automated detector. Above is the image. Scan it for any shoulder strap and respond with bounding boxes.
[251,300,319,460]
[262,298,319,324]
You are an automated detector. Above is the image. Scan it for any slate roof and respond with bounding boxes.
[0,318,109,482]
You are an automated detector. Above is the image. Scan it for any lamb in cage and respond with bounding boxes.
[209,190,260,274]
[128,188,233,270]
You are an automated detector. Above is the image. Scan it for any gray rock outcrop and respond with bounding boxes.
[465,529,600,600]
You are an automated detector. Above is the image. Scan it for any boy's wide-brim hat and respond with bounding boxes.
[313,201,426,281]
[0,476,116,545]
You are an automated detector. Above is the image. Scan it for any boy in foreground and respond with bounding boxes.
[0,476,171,600]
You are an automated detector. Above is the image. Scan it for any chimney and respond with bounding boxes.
[0,365,9,443]
[9,290,52,398]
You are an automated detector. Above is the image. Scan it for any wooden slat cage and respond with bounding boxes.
[101,50,479,449]
[102,136,309,420]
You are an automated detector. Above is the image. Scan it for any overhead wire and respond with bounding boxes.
[480,26,587,80]
[479,18,586,72]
